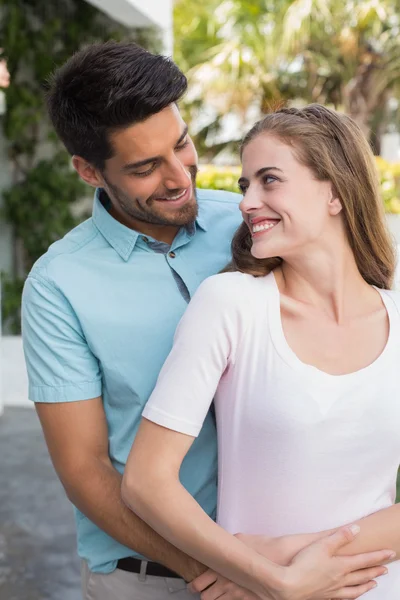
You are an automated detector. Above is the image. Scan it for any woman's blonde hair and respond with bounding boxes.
[228,104,396,289]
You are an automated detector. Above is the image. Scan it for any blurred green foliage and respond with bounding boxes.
[376,157,400,214]
[174,0,400,158]
[0,0,161,333]
[197,165,242,194]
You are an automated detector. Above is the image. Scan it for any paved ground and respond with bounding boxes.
[0,408,81,600]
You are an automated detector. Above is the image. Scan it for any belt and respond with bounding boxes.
[117,557,181,579]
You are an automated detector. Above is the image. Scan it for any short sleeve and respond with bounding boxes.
[22,275,102,403]
[143,274,244,437]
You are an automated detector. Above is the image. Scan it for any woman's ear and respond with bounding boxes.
[328,185,343,216]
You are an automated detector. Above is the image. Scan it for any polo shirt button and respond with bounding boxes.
[169,251,176,258]
[142,236,149,243]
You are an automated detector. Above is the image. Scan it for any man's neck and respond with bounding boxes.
[100,190,180,245]
[110,205,179,245]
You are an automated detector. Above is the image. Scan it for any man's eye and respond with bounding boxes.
[133,164,157,177]
[176,138,189,150]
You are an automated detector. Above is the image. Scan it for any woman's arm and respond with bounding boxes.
[249,505,399,566]
[122,419,283,598]
[337,504,399,558]
[122,419,392,600]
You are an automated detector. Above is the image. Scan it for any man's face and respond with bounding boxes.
[101,104,198,229]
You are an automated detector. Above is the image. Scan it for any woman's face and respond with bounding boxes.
[239,134,342,260]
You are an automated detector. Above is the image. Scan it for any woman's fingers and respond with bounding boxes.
[329,580,377,599]
[344,549,395,572]
[343,565,387,586]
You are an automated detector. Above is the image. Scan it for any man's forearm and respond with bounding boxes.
[63,458,206,581]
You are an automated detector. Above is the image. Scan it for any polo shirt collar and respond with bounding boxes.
[92,188,207,261]
[194,188,210,232]
[92,189,140,261]
[195,211,207,232]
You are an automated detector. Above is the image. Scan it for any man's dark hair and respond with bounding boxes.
[46,41,188,169]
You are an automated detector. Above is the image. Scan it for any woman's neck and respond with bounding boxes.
[276,242,374,324]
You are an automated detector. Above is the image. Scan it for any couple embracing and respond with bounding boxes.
[23,41,400,600]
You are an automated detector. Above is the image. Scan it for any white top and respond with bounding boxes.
[143,271,400,598]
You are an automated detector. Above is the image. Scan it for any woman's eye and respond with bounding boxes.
[238,184,247,194]
[263,175,278,185]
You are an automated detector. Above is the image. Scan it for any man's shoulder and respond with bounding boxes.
[196,188,242,232]
[29,217,99,283]
[196,187,241,206]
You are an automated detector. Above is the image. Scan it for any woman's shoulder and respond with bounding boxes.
[381,287,400,313]
[192,271,275,315]
[197,270,272,297]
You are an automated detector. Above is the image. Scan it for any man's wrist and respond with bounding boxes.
[179,556,207,582]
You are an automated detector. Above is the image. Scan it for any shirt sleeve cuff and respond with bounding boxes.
[142,405,202,437]
[29,379,102,403]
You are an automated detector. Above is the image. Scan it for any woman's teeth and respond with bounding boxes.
[252,222,278,233]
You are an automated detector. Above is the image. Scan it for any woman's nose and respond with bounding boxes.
[239,185,264,213]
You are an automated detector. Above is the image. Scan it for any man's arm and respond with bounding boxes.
[23,275,257,599]
[36,397,205,581]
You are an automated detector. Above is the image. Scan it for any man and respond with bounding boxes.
[21,40,246,600]
[22,41,386,600]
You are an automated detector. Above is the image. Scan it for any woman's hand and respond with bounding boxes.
[250,527,394,600]
[236,531,329,566]
[235,533,291,565]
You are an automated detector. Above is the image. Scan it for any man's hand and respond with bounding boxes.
[189,570,259,600]
[274,526,394,600]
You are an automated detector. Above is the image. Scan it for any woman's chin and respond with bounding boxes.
[251,246,277,260]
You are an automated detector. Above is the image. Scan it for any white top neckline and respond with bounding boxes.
[266,271,397,383]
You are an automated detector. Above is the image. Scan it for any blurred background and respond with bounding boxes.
[0,1,400,598]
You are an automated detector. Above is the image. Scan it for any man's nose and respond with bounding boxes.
[164,156,192,190]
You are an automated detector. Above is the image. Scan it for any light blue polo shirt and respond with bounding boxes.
[22,187,242,573]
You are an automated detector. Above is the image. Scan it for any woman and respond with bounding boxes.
[122,105,400,599]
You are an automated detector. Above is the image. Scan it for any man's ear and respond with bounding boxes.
[328,185,343,216]
[72,155,103,188]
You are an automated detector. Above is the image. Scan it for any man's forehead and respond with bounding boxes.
[110,107,186,160]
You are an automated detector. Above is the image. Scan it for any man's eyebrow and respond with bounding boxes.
[176,125,189,146]
[238,166,283,185]
[121,125,189,173]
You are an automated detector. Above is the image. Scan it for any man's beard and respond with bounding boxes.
[104,165,198,227]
